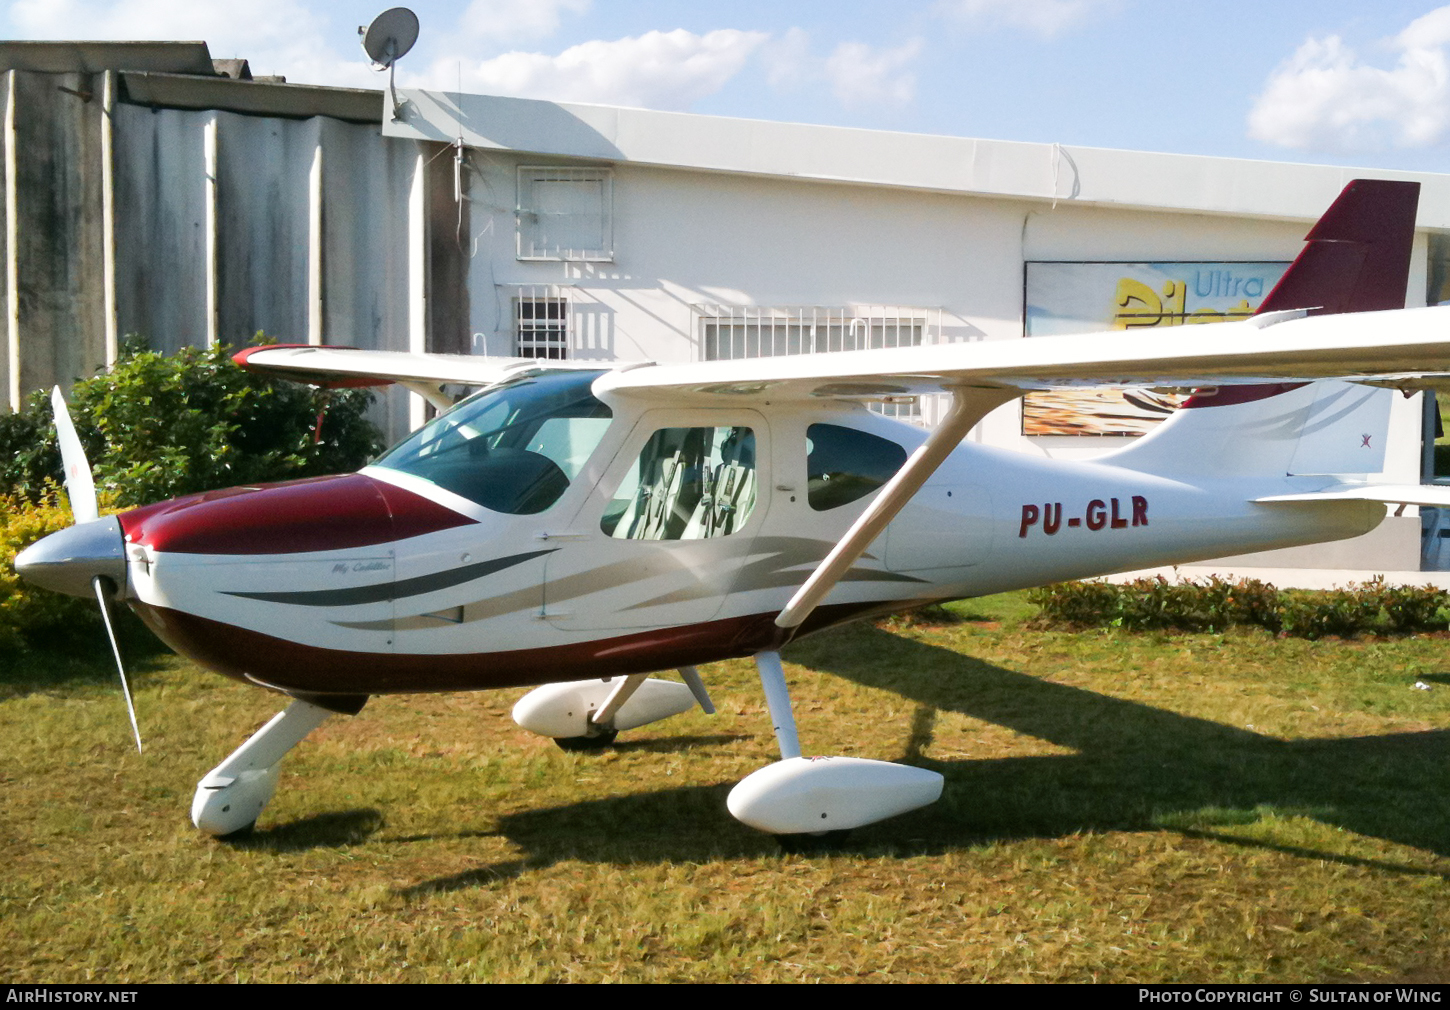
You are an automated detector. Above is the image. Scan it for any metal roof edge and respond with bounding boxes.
[383,89,1450,230]
[0,40,215,75]
[119,72,384,124]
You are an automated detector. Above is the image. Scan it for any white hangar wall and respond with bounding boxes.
[465,157,1018,361]
[460,149,1423,467]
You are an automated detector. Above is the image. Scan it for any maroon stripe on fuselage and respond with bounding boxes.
[1181,382,1306,409]
[372,478,477,541]
[117,473,474,555]
[128,599,915,695]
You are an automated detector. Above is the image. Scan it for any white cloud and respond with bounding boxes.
[761,29,923,109]
[6,0,377,86]
[421,29,767,111]
[761,26,812,89]
[1248,6,1450,151]
[936,0,1112,37]
[456,0,590,45]
[10,0,315,41]
[824,39,923,108]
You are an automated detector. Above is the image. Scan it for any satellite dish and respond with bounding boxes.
[358,7,420,122]
[360,7,419,70]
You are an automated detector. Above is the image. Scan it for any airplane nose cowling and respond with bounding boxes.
[14,514,127,598]
[113,473,475,558]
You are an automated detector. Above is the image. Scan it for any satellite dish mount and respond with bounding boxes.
[359,7,419,123]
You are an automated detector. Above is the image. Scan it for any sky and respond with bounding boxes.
[9,0,1450,174]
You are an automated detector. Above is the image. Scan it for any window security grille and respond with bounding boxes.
[695,305,935,420]
[515,296,569,359]
[516,166,613,261]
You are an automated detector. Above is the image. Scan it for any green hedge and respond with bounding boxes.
[1027,576,1450,639]
[0,339,381,508]
[0,491,101,649]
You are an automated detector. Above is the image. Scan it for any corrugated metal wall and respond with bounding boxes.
[3,66,460,441]
[111,103,209,353]
[3,69,108,407]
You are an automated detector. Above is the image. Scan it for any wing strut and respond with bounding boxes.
[774,384,1018,630]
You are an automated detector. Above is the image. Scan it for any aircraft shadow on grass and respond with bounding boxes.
[455,624,1450,882]
[230,809,387,851]
[226,620,1448,890]
[807,625,1450,859]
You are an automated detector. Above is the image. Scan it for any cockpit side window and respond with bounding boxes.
[602,426,756,540]
[375,370,611,515]
[806,423,908,511]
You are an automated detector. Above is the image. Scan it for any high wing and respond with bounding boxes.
[237,306,1450,410]
[232,344,611,410]
[236,179,1446,409]
[591,306,1450,405]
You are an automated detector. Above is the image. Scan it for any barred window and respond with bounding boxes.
[696,305,932,419]
[515,298,568,360]
[516,166,613,261]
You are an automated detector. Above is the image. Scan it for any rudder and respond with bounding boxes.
[1256,178,1418,317]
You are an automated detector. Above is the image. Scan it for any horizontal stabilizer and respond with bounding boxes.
[1353,373,1450,394]
[1256,484,1450,508]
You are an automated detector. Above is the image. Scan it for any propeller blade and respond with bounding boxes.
[51,386,98,524]
[92,575,142,755]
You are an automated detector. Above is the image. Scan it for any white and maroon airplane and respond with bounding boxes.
[18,179,1450,842]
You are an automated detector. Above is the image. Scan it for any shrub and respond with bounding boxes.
[0,396,58,504]
[0,340,383,649]
[1277,587,1382,639]
[1027,575,1448,639]
[0,338,382,508]
[1380,582,1448,632]
[0,490,99,650]
[1028,575,1284,633]
[1028,580,1127,628]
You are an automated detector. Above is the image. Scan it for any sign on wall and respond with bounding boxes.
[1023,261,1290,436]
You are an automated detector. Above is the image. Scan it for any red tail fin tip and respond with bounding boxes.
[1255,179,1419,317]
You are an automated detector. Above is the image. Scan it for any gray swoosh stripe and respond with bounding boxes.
[623,560,927,611]
[225,549,557,607]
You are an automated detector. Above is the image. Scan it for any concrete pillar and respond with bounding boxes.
[4,70,17,410]
[407,146,427,431]
[100,70,117,366]
[308,132,323,345]
[3,69,106,408]
[203,111,218,345]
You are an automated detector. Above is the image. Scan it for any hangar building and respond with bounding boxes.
[4,41,1450,584]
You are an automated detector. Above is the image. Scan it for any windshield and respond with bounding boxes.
[375,370,611,514]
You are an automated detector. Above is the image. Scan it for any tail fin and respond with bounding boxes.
[1109,179,1419,479]
[1255,178,1419,316]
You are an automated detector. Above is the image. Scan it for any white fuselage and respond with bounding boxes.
[119,388,1379,697]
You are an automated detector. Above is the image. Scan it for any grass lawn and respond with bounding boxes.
[2,593,1448,983]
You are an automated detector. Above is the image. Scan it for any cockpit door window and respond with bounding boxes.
[602,426,757,540]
